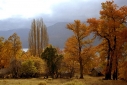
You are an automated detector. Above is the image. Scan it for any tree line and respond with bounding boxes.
[0,1,127,81]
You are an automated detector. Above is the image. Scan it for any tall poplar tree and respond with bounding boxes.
[28,18,49,57]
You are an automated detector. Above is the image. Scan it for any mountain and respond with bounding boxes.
[0,22,73,48]
[0,22,101,49]
[0,28,29,48]
[47,22,73,48]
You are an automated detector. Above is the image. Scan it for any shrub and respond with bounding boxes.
[33,57,46,74]
[32,57,46,77]
[10,59,22,78]
[38,81,47,85]
[21,60,37,77]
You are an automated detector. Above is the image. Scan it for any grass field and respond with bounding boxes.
[0,75,127,85]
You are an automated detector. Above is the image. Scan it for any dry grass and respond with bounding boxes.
[0,75,127,85]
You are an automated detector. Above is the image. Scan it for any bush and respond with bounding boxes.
[32,57,46,77]
[21,60,37,78]
[33,57,46,74]
[10,59,22,78]
[38,81,47,85]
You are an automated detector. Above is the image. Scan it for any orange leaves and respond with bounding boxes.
[87,18,99,31]
[67,20,90,40]
[100,1,118,19]
[119,61,127,81]
[64,36,78,58]
[0,33,22,68]
[119,28,127,43]
[87,0,127,79]
[65,20,92,58]
[65,20,96,77]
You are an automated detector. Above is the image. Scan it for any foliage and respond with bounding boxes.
[33,57,46,74]
[41,45,63,77]
[119,61,127,81]
[6,33,22,78]
[17,51,46,78]
[21,60,37,77]
[38,81,47,85]
[0,0,127,80]
[8,33,22,59]
[87,1,127,80]
[10,59,22,78]
[0,33,22,69]
[28,18,49,57]
[65,20,92,78]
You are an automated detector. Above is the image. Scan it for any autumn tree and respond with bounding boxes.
[0,37,7,68]
[8,33,22,59]
[29,18,49,57]
[87,1,127,80]
[118,28,127,81]
[65,20,91,78]
[7,33,22,78]
[0,37,13,68]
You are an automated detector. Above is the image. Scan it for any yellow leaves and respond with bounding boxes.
[87,1,127,79]
[64,36,78,58]
[67,20,90,40]
[0,33,22,68]
[119,61,127,80]
[87,18,100,32]
[29,18,49,57]
[8,33,22,58]
[100,1,118,19]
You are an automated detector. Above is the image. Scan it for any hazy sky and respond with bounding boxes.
[0,0,127,30]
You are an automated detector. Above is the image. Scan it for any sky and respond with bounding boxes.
[0,0,127,30]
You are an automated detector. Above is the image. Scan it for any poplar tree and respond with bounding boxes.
[28,18,49,57]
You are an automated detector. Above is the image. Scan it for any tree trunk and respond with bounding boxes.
[105,38,112,80]
[113,55,118,80]
[79,57,83,79]
[105,61,112,80]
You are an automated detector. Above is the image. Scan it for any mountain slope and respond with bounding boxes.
[0,22,73,48]
[0,22,100,48]
[47,22,72,48]
[0,28,29,48]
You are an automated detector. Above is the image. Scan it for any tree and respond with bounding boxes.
[118,29,127,81]
[64,36,96,76]
[8,33,22,59]
[8,33,22,78]
[41,45,63,78]
[29,18,49,57]
[0,37,7,68]
[66,20,91,78]
[87,1,127,80]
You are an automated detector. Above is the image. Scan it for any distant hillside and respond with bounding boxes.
[0,28,29,48]
[0,22,73,48]
[47,22,73,48]
[0,22,101,49]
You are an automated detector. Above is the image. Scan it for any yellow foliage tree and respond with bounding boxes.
[65,20,92,78]
[87,1,127,80]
